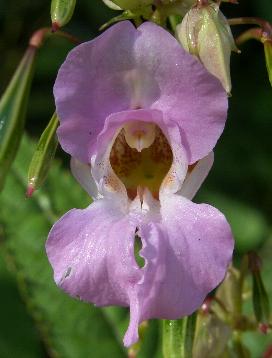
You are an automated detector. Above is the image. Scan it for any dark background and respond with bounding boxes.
[0,0,271,357]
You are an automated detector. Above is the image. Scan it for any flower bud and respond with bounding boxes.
[27,113,59,197]
[176,2,238,94]
[51,0,77,30]
[104,0,153,10]
[102,0,122,10]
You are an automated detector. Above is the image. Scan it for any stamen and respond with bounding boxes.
[123,121,156,152]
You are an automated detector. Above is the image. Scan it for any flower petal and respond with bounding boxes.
[134,22,228,163]
[91,108,188,196]
[54,21,138,162]
[55,21,227,163]
[123,194,233,346]
[160,194,234,315]
[46,198,141,306]
[179,151,214,200]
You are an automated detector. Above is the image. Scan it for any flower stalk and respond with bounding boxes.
[162,313,197,358]
[228,17,272,36]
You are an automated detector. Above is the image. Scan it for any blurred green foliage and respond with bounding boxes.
[0,0,272,357]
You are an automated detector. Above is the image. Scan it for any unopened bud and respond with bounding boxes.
[104,0,153,10]
[123,121,156,152]
[51,0,77,30]
[27,113,58,196]
[102,0,122,10]
[176,2,238,94]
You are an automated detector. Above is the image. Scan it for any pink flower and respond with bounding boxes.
[46,21,234,347]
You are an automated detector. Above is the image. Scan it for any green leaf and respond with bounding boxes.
[51,0,77,30]
[27,112,58,196]
[0,136,128,358]
[0,251,44,358]
[0,46,37,191]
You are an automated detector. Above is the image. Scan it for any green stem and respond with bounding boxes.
[162,313,197,358]
[163,319,186,358]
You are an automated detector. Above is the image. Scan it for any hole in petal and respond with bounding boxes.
[134,231,145,268]
[60,267,72,283]
[110,122,173,200]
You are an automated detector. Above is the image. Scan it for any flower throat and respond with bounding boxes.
[110,121,173,200]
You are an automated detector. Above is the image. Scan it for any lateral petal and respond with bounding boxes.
[124,194,233,346]
[46,198,141,306]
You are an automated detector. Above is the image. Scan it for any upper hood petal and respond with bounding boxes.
[135,22,228,163]
[54,21,227,164]
[55,21,138,162]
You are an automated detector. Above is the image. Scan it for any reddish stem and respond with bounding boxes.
[29,27,80,49]
[228,17,272,37]
[29,28,50,48]
[51,22,60,33]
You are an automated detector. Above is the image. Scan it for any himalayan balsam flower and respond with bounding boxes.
[46,21,234,347]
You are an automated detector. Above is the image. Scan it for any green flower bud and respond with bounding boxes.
[51,0,77,30]
[102,0,122,10]
[176,2,238,94]
[27,113,59,197]
[105,0,153,10]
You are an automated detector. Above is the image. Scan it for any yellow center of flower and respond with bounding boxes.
[110,121,173,199]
